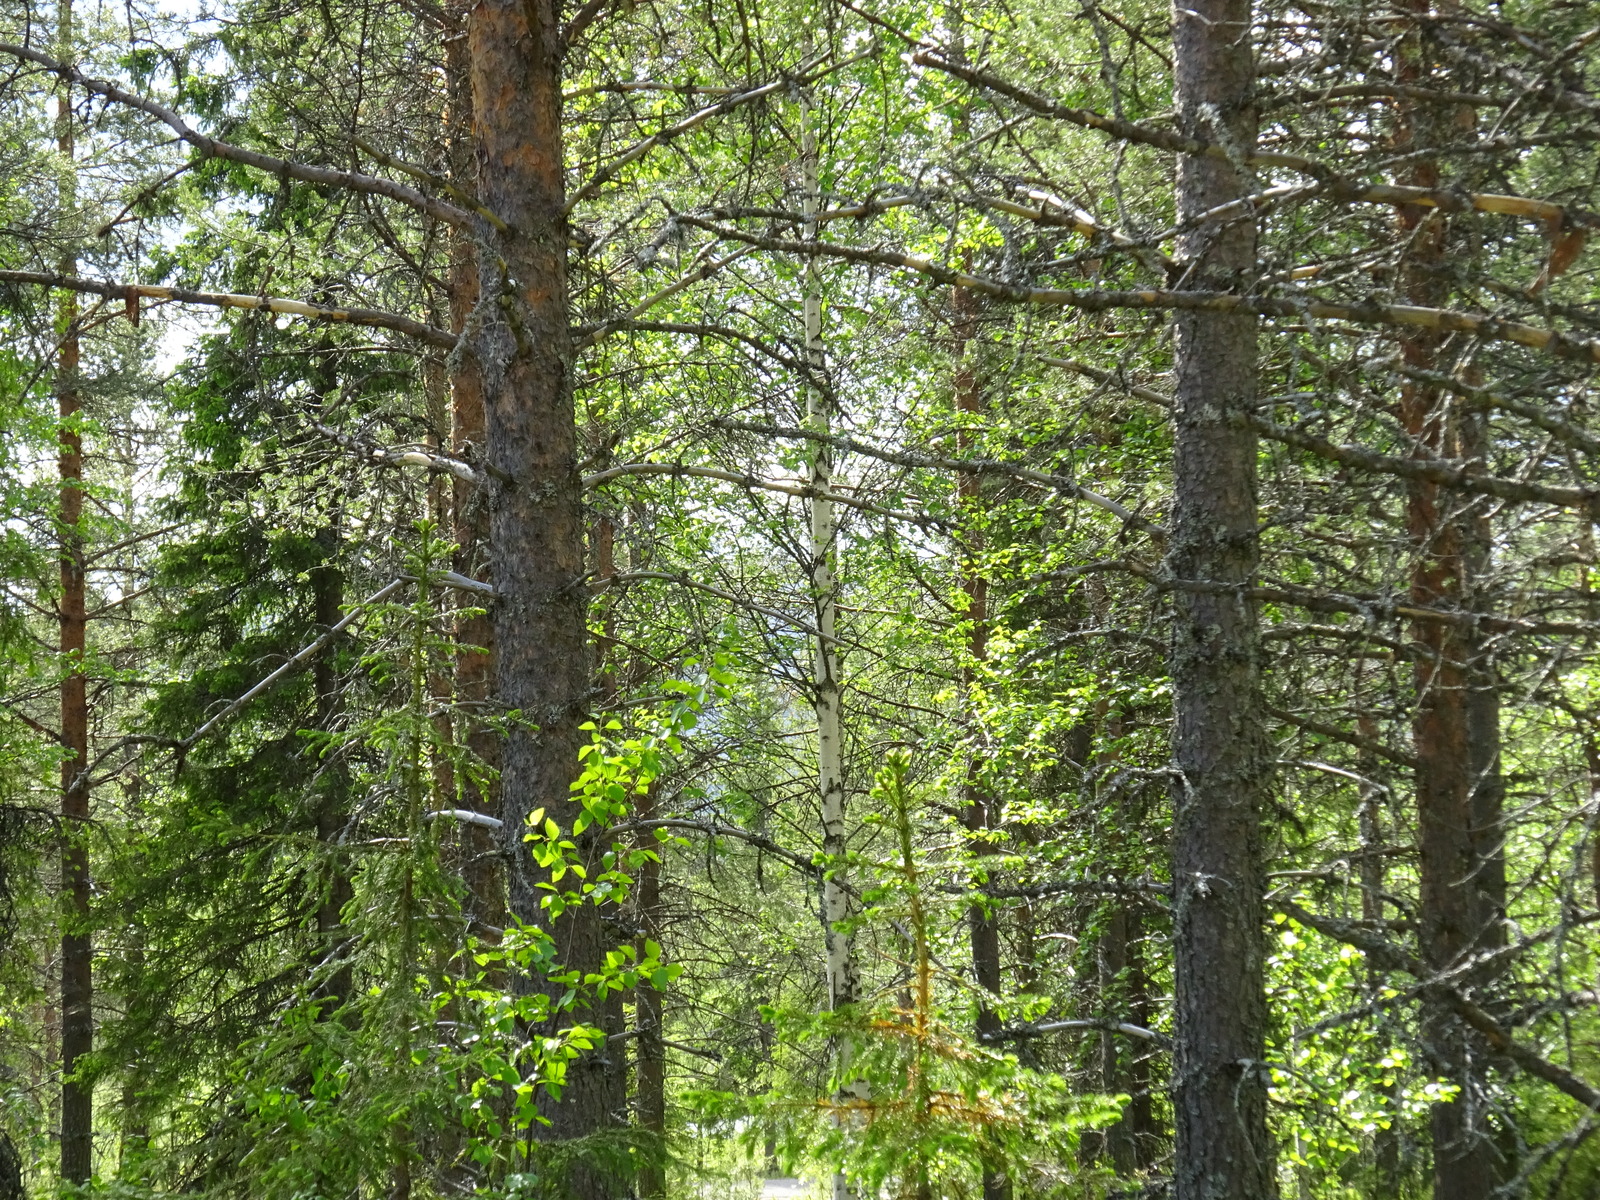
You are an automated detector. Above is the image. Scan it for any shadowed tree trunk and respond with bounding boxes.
[312,523,353,1008]
[467,0,624,1191]
[951,279,1009,1200]
[1357,713,1403,1189]
[56,0,92,1178]
[1392,14,1501,1193]
[634,781,666,1200]
[446,4,504,937]
[1096,906,1156,1175]
[1167,0,1273,1193]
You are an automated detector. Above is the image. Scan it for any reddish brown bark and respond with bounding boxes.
[1394,17,1503,1192]
[445,5,503,937]
[57,28,93,1180]
[58,284,92,1190]
[467,0,623,1188]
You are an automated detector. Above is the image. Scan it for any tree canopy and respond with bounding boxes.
[5,0,1600,1196]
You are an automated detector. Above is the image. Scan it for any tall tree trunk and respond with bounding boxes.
[951,281,1009,1200]
[446,4,503,937]
[56,0,93,1179]
[1167,0,1272,1193]
[797,59,861,1200]
[1393,16,1500,1193]
[1403,379,1494,1200]
[467,1,622,1190]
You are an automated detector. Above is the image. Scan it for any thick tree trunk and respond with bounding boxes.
[56,0,93,1177]
[1167,0,1272,1193]
[467,1,623,1190]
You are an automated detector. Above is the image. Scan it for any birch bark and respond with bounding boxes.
[799,50,861,1200]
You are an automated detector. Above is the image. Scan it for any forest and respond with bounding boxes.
[2,0,1600,1194]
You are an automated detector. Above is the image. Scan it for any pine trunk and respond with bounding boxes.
[56,0,92,1177]
[1168,0,1272,1192]
[468,2,623,1190]
[1393,15,1500,1191]
[446,6,503,936]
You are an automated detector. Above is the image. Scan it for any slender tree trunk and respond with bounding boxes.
[1392,17,1499,1192]
[797,60,861,1200]
[635,781,666,1200]
[467,1,622,1189]
[445,6,503,938]
[589,509,669,1200]
[950,281,1010,1200]
[1167,0,1272,1193]
[312,526,353,1007]
[803,63,856,1025]
[1095,907,1155,1174]
[1461,402,1505,970]
[116,781,149,1180]
[1356,715,1403,1189]
[56,0,93,1178]
[610,503,668,1200]
[1080,704,1159,1175]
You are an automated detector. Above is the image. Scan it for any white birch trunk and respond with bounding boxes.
[799,46,861,1200]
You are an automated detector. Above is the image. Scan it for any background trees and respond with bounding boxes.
[5,0,1600,1196]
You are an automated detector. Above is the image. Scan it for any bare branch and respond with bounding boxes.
[583,461,951,529]
[710,418,1164,538]
[0,43,474,228]
[0,271,457,348]
[1280,900,1600,1111]
[675,218,1600,362]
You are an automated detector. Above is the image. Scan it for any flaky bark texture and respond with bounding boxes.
[468,1,622,1191]
[1168,0,1272,1194]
